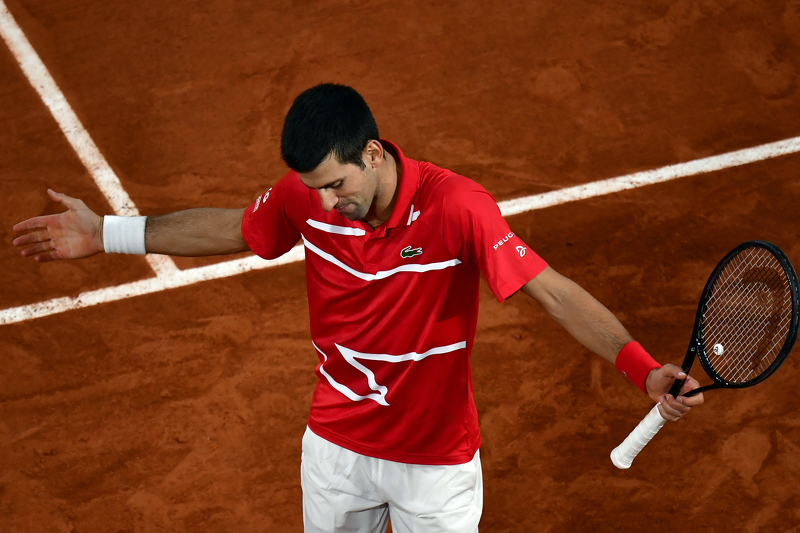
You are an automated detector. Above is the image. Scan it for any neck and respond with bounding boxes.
[364,150,400,229]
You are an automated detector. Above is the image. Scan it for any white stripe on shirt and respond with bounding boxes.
[306,218,367,236]
[301,234,461,281]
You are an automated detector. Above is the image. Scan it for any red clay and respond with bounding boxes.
[2,0,800,531]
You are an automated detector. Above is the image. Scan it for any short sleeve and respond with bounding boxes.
[241,172,303,260]
[441,178,547,301]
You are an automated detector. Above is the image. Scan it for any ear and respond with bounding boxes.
[363,140,384,170]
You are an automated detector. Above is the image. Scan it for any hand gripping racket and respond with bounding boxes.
[610,241,799,469]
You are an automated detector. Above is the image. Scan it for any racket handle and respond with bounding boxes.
[610,404,667,469]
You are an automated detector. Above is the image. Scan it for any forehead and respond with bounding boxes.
[298,155,362,189]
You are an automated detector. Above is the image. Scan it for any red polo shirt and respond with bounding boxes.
[241,141,547,465]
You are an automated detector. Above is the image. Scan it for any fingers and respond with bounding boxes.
[48,189,84,210]
[679,374,700,391]
[20,240,59,257]
[13,229,55,257]
[13,229,51,247]
[654,367,705,421]
[13,191,84,233]
[658,382,704,422]
[645,364,688,401]
[12,230,63,261]
[14,229,55,258]
[12,226,62,259]
[678,376,705,407]
[680,392,704,407]
[47,189,66,203]
[32,249,63,262]
[661,363,687,381]
[656,394,692,422]
[12,215,51,233]
[644,365,704,423]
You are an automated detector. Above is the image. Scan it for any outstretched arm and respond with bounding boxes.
[13,189,249,261]
[144,207,248,256]
[522,266,704,420]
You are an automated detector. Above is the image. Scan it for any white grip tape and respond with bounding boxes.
[103,215,147,255]
[610,404,667,469]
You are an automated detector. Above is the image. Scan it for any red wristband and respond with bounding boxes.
[615,341,662,394]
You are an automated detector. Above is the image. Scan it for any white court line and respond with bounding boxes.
[0,0,176,277]
[2,133,799,325]
[2,247,305,325]
[2,1,800,325]
[497,136,800,216]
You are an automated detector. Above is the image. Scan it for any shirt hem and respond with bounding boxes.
[307,421,481,466]
[494,260,548,302]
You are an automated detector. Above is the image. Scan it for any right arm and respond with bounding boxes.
[12,189,250,261]
[144,208,248,256]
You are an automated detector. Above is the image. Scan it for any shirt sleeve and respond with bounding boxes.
[241,172,303,260]
[441,177,547,301]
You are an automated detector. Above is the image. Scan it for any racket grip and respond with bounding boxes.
[610,404,667,469]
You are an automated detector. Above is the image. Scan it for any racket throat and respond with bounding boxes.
[681,382,720,397]
[668,344,699,397]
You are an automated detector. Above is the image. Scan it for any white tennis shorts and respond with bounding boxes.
[300,427,483,533]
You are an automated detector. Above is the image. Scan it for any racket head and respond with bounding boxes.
[691,241,799,390]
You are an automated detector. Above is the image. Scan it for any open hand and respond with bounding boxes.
[13,189,104,261]
[645,364,705,422]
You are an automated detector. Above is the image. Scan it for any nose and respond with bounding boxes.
[318,189,338,212]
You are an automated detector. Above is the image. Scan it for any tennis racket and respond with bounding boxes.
[610,240,799,469]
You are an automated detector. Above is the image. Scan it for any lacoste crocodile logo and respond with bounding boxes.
[400,246,423,258]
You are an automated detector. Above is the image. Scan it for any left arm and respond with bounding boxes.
[522,266,704,420]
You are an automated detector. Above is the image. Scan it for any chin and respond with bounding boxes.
[344,206,367,221]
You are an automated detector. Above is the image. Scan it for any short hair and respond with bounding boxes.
[281,84,379,173]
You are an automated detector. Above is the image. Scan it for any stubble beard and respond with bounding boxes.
[346,170,379,222]
[342,201,369,221]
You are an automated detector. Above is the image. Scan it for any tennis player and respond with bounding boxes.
[13,83,704,533]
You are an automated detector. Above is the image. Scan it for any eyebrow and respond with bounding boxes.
[301,177,343,190]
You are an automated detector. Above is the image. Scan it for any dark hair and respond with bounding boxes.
[280,84,379,173]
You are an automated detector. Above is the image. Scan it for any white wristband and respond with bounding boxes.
[103,216,147,254]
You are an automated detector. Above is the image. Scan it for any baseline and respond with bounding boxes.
[1,134,799,325]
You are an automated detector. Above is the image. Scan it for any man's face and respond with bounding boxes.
[298,154,379,221]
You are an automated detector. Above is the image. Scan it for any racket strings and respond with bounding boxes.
[706,294,783,380]
[709,261,789,381]
[702,247,792,384]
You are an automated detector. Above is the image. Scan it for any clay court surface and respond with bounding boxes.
[1,0,799,531]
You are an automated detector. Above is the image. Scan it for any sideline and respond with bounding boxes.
[0,0,176,277]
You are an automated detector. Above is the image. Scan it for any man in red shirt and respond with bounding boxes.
[14,83,703,533]
[243,133,550,465]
